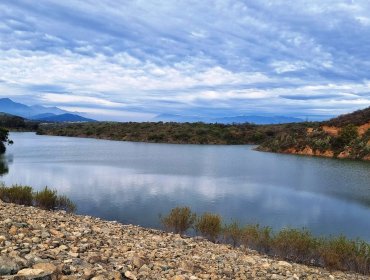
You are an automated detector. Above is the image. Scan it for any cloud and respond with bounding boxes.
[0,0,369,120]
[280,93,357,101]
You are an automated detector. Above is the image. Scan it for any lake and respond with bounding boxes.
[1,132,370,241]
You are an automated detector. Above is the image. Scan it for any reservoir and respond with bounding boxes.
[2,132,370,241]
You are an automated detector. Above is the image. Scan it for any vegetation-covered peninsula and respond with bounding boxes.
[36,121,293,145]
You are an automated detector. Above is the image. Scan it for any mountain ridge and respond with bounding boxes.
[0,98,69,118]
[154,113,304,124]
[0,98,94,122]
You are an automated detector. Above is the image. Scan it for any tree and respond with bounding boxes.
[0,128,12,154]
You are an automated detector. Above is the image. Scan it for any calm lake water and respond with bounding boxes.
[1,132,370,241]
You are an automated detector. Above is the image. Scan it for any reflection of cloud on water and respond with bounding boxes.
[3,163,370,241]
[2,163,260,201]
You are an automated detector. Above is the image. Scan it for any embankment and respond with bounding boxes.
[0,200,367,280]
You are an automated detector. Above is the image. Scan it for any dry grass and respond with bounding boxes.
[163,207,370,275]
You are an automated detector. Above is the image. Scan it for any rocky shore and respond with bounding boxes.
[0,200,368,280]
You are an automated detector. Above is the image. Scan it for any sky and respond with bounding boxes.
[1,0,370,121]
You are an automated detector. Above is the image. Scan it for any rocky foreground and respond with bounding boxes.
[0,201,368,280]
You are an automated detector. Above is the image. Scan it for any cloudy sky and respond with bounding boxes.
[1,0,370,121]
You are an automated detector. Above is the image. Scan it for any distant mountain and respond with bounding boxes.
[35,113,95,123]
[29,113,57,120]
[0,98,94,123]
[153,114,204,123]
[154,113,303,124]
[0,98,68,118]
[212,115,303,124]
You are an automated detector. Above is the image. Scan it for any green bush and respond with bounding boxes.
[241,224,260,249]
[195,213,222,242]
[161,206,196,235]
[0,184,33,205]
[273,228,319,263]
[320,236,370,273]
[257,225,273,253]
[56,194,77,213]
[240,224,272,253]
[0,184,76,213]
[223,220,243,247]
[34,186,58,210]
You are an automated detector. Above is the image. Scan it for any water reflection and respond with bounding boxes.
[2,132,370,241]
[0,155,9,177]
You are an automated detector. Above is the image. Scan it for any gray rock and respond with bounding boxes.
[0,256,21,275]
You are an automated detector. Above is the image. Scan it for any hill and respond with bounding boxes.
[0,112,39,131]
[258,106,370,161]
[325,106,370,127]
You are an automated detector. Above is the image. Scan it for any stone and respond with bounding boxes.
[83,268,94,277]
[17,268,44,275]
[0,256,21,275]
[0,235,6,243]
[41,231,50,238]
[16,268,55,279]
[277,261,293,268]
[132,255,146,268]
[32,263,57,274]
[124,271,137,280]
[180,261,194,273]
[0,199,367,280]
[9,225,18,235]
[4,218,13,224]
[68,252,79,258]
[243,256,256,265]
[91,275,106,280]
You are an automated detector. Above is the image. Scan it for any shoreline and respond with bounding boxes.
[32,130,370,161]
[0,200,368,279]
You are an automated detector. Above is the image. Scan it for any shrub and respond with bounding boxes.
[0,184,76,213]
[241,224,260,249]
[257,225,273,253]
[0,184,33,206]
[161,207,370,275]
[223,220,243,247]
[332,124,359,151]
[56,195,77,213]
[34,186,58,210]
[241,224,272,253]
[161,206,196,235]
[273,228,319,263]
[320,236,370,273]
[195,212,222,242]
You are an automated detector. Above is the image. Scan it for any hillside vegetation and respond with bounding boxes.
[259,107,370,160]
[0,113,39,131]
[36,121,295,145]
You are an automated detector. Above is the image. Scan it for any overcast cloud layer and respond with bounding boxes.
[1,0,370,120]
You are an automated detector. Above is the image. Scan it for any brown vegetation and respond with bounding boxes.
[162,207,370,275]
